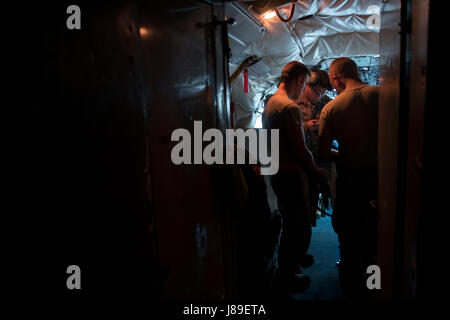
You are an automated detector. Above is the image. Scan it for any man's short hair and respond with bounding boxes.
[280,61,311,84]
[330,57,361,81]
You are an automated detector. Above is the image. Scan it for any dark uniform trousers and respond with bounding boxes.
[332,165,378,298]
[270,170,311,279]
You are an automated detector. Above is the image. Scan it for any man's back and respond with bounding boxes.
[263,94,304,172]
[319,85,378,168]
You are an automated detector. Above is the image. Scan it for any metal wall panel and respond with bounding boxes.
[137,0,229,299]
[377,0,401,299]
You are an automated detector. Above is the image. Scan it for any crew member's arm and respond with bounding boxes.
[317,107,339,163]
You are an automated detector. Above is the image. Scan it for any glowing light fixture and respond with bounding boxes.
[263,10,276,19]
[139,27,151,37]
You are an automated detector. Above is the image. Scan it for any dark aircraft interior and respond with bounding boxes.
[13,0,445,314]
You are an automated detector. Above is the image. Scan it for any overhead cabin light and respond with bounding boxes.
[263,10,276,19]
[139,27,151,37]
[253,1,296,23]
[251,0,294,15]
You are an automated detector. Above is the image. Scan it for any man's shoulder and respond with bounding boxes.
[267,94,299,111]
[268,94,294,105]
[361,85,379,95]
[321,97,336,115]
[362,84,379,91]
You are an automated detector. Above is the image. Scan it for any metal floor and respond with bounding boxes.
[293,214,344,300]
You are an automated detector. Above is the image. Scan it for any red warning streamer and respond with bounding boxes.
[244,69,248,93]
